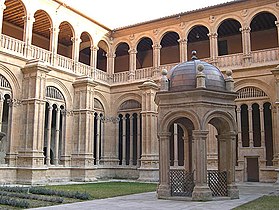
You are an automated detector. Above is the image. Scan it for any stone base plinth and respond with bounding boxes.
[17,168,47,184]
[157,184,170,198]
[192,185,212,201]
[228,184,239,199]
[138,167,159,182]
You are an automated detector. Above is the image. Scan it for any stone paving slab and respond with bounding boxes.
[29,182,278,210]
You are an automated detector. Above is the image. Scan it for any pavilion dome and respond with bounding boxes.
[167,51,226,92]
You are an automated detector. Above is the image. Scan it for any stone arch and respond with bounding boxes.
[159,110,200,133]
[186,22,210,38]
[46,78,73,109]
[94,92,109,114]
[113,93,142,114]
[158,30,181,44]
[113,40,131,53]
[134,35,155,47]
[0,64,20,98]
[234,79,274,101]
[247,8,278,25]
[214,15,243,30]
[202,110,237,134]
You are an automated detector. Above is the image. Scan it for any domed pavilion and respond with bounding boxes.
[155,51,239,201]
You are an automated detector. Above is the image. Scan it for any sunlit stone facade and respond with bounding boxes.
[0,0,278,184]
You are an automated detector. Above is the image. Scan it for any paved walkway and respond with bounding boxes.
[30,182,278,210]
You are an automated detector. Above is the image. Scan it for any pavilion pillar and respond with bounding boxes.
[138,80,159,181]
[157,132,171,198]
[240,26,251,66]
[152,43,161,76]
[49,26,59,66]
[128,48,137,81]
[72,76,97,167]
[178,38,187,62]
[192,130,212,201]
[90,45,98,70]
[207,32,218,66]
[23,14,35,58]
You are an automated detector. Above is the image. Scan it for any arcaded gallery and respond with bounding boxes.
[0,0,278,199]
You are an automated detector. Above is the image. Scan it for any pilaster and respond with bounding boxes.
[138,80,159,181]
[72,76,98,167]
[18,60,50,167]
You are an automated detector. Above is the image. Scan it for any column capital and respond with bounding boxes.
[239,27,251,33]
[207,32,218,38]
[90,45,99,51]
[158,131,171,139]
[22,14,35,23]
[178,38,187,44]
[71,36,81,43]
[152,43,162,50]
[128,48,137,54]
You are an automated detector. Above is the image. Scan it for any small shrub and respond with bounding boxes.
[0,195,29,208]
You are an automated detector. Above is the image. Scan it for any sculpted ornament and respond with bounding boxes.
[179,22,186,29]
[241,9,248,17]
[129,34,135,40]
[209,15,215,23]
[153,29,159,35]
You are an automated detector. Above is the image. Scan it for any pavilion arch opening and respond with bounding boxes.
[79,32,92,65]
[3,0,26,41]
[32,10,52,50]
[115,42,129,73]
[97,40,108,72]
[44,86,66,166]
[0,74,12,165]
[57,21,74,58]
[160,32,180,65]
[217,19,242,56]
[168,117,195,197]
[250,12,278,51]
[136,37,153,69]
[93,98,105,165]
[187,25,209,60]
[117,99,141,166]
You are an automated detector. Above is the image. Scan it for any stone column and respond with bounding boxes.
[46,104,53,166]
[216,134,227,172]
[129,114,134,165]
[137,113,141,166]
[122,115,126,165]
[152,43,161,77]
[54,107,61,166]
[178,38,187,62]
[128,48,137,81]
[207,32,218,66]
[259,104,265,148]
[23,13,35,58]
[183,135,190,170]
[49,27,59,66]
[19,61,50,166]
[275,21,279,47]
[96,114,101,165]
[0,95,4,131]
[157,132,171,198]
[72,36,81,72]
[138,80,159,181]
[240,26,251,66]
[72,76,97,167]
[173,123,178,167]
[90,45,98,69]
[192,130,212,201]
[107,52,115,77]
[0,0,6,38]
[59,109,70,166]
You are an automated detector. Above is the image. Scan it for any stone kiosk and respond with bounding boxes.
[155,52,239,201]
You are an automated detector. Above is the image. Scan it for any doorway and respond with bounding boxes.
[247,157,259,182]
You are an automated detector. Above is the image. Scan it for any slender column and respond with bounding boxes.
[23,14,35,58]
[115,117,119,163]
[152,43,161,76]
[54,107,61,166]
[59,109,66,165]
[276,21,279,47]
[137,113,141,166]
[72,36,81,72]
[183,135,189,170]
[0,0,6,38]
[240,26,251,66]
[173,123,178,167]
[216,135,227,172]
[128,48,137,81]
[96,114,101,165]
[0,95,4,131]
[178,38,187,62]
[236,107,242,147]
[46,105,53,165]
[122,116,126,165]
[259,104,265,148]
[90,45,98,69]
[207,32,218,65]
[248,104,253,147]
[157,132,171,198]
[49,27,59,66]
[101,115,105,161]
[129,115,134,165]
[107,52,115,75]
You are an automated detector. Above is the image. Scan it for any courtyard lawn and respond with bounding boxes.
[234,195,279,210]
[45,181,157,199]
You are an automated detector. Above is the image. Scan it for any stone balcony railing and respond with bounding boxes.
[1,34,279,85]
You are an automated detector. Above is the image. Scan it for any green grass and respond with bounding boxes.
[45,182,157,199]
[234,195,279,210]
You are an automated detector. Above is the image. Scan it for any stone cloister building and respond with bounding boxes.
[0,0,279,184]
